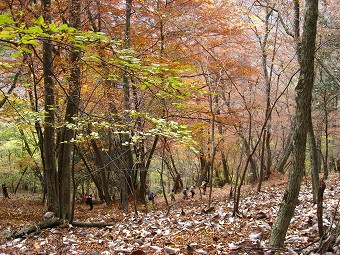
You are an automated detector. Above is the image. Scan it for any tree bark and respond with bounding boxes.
[308,114,320,203]
[8,219,114,239]
[57,0,82,220]
[221,152,230,184]
[118,0,134,211]
[139,135,159,202]
[322,92,329,179]
[91,139,112,206]
[9,218,61,239]
[14,167,28,194]
[276,133,293,173]
[41,0,59,214]
[269,0,319,247]
[243,136,257,183]
[258,129,267,192]
[317,178,326,237]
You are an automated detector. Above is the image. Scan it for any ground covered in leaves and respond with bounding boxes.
[0,172,339,255]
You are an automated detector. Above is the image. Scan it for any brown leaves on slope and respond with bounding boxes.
[0,173,339,254]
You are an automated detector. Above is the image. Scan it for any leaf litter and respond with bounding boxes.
[0,173,339,254]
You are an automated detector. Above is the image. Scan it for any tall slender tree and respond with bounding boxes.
[57,0,82,220]
[269,0,319,247]
[41,0,59,213]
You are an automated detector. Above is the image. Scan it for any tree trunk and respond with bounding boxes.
[120,167,129,211]
[243,137,257,183]
[57,0,82,220]
[161,140,169,207]
[269,0,318,247]
[27,86,47,202]
[91,139,112,205]
[14,167,28,194]
[258,129,267,192]
[119,0,134,210]
[276,133,292,173]
[265,128,272,179]
[317,178,326,237]
[9,218,61,239]
[77,147,105,200]
[254,4,274,181]
[308,114,320,203]
[41,0,59,214]
[322,92,329,179]
[221,152,230,184]
[0,71,20,108]
[138,135,159,202]
[9,219,114,239]
[198,153,211,186]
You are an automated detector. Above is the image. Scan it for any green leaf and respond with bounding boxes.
[21,37,38,45]
[0,29,17,40]
[0,62,12,68]
[33,16,45,26]
[0,14,15,25]
[140,82,149,90]
[24,26,49,37]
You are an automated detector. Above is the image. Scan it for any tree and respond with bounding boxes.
[41,0,59,214]
[269,0,319,247]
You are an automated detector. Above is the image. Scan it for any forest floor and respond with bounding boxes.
[0,171,339,255]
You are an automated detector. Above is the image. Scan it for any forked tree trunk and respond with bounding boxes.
[269,0,318,247]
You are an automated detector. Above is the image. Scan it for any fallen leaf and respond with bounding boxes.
[130,250,147,255]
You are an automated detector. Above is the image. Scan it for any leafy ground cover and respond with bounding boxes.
[0,172,339,255]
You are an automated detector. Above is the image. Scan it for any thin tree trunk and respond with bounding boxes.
[27,59,47,202]
[269,0,318,247]
[317,178,326,237]
[14,167,28,194]
[265,128,272,178]
[258,129,267,192]
[221,152,230,184]
[308,114,320,203]
[91,140,112,206]
[161,140,169,207]
[243,137,257,183]
[0,71,20,108]
[322,93,329,179]
[138,135,159,202]
[276,133,292,173]
[208,91,216,208]
[76,147,104,199]
[119,0,134,210]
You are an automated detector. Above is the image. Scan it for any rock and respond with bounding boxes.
[43,211,54,220]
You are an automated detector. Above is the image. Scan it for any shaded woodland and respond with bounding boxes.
[0,0,339,253]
